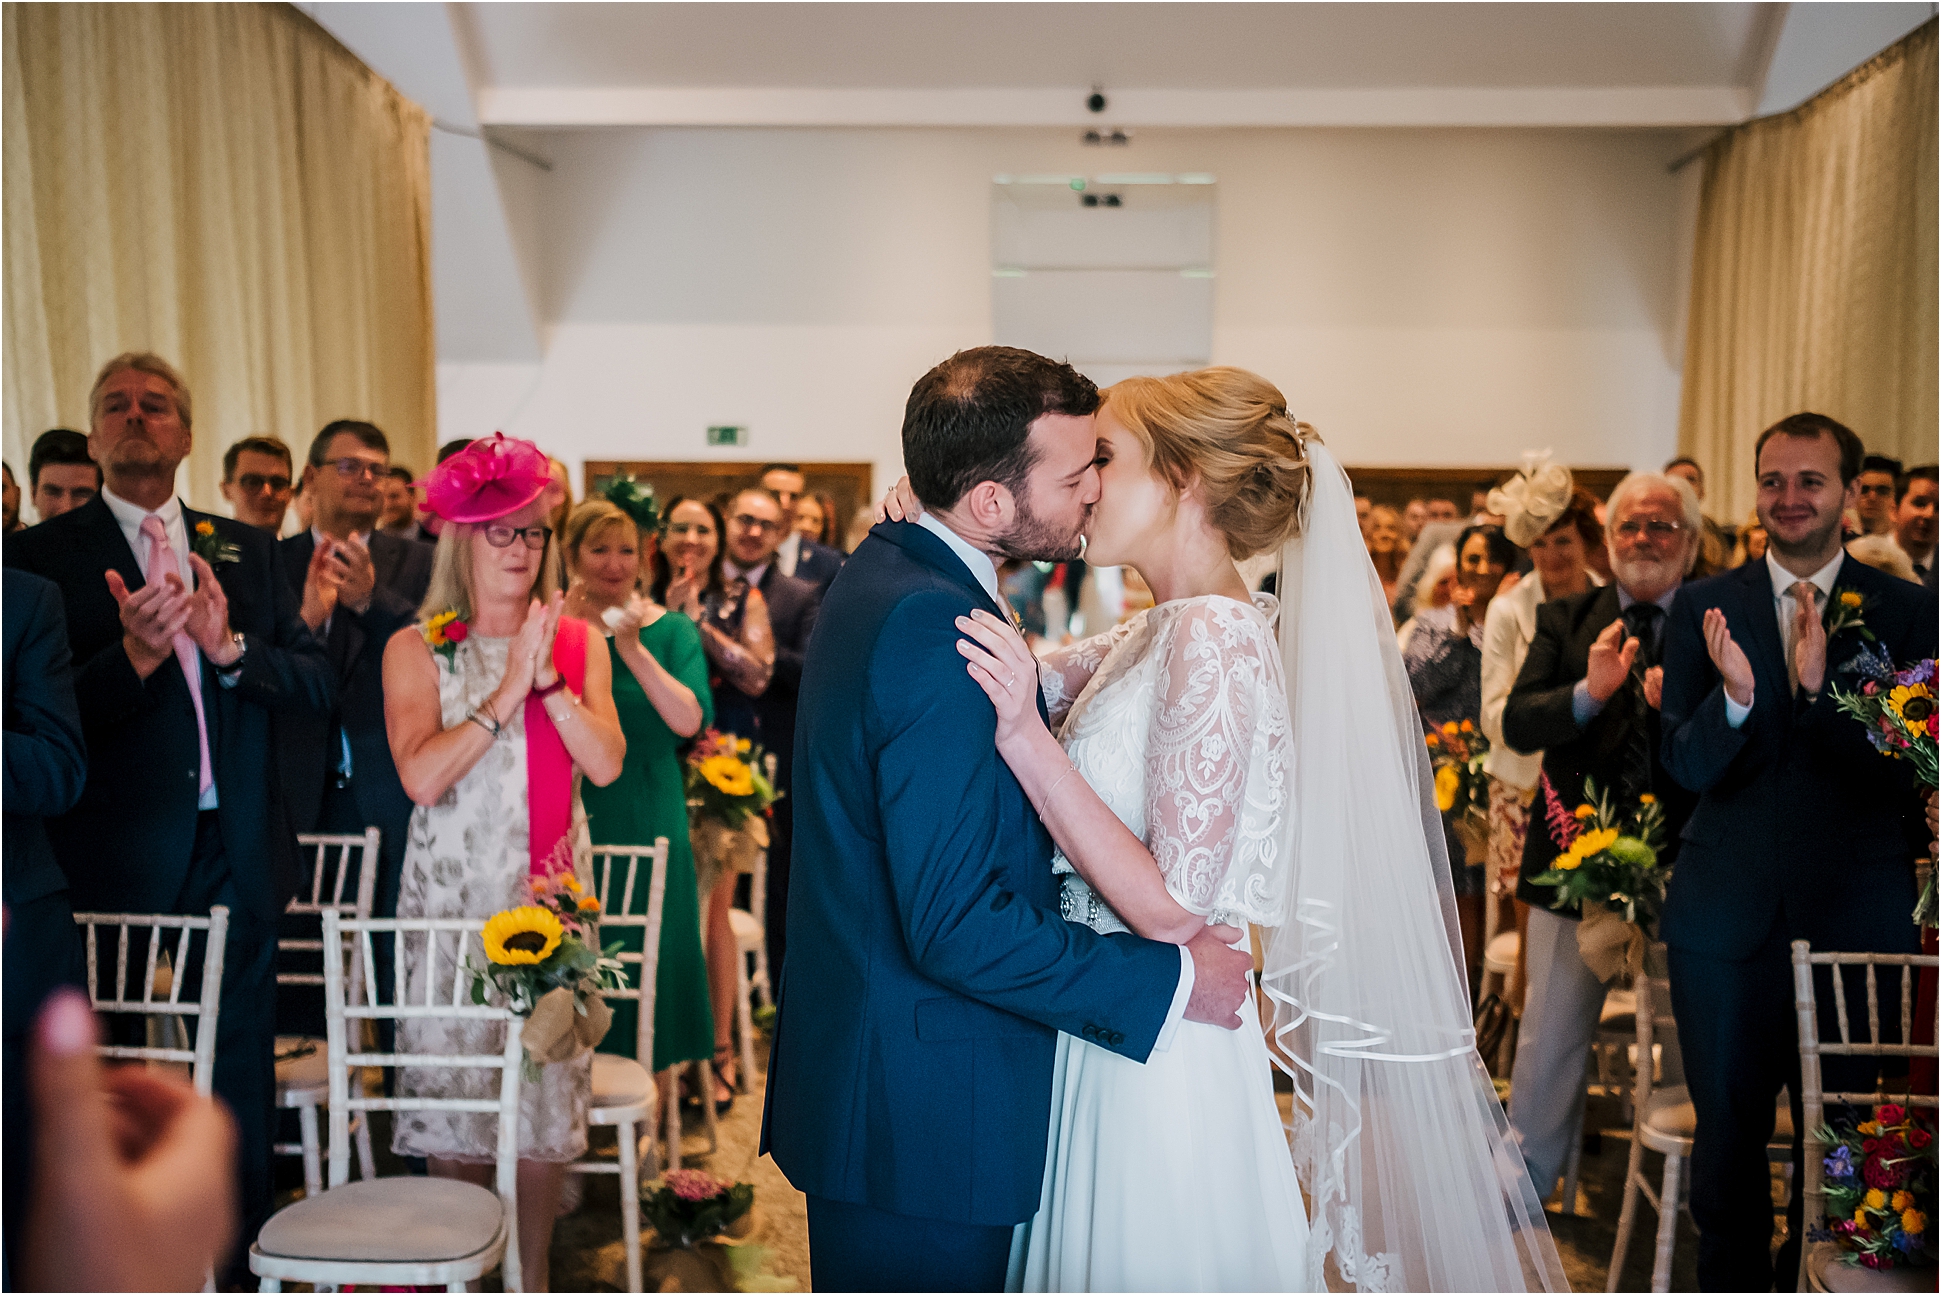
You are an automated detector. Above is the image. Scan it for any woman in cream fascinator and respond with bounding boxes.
[1477,452,1604,988]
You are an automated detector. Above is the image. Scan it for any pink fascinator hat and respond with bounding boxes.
[423,433,556,523]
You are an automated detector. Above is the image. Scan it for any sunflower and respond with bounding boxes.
[1574,827,1619,858]
[700,754,755,797]
[483,906,563,965]
[1885,683,1935,728]
[1433,764,1461,812]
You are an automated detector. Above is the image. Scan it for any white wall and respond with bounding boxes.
[438,125,1697,488]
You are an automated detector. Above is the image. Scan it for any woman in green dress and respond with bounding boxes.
[562,500,715,1086]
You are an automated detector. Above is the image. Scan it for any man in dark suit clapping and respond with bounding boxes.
[1501,470,1702,1206]
[276,420,432,1034]
[1661,413,1938,1291]
[722,486,821,983]
[5,353,334,1277]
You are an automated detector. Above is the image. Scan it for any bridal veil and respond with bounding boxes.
[1260,437,1569,1292]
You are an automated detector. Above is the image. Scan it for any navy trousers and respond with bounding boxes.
[806,1195,1014,1293]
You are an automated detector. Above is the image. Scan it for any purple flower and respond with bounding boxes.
[1826,1145,1856,1179]
[1901,658,1937,686]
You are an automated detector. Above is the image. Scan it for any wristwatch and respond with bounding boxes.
[218,631,247,675]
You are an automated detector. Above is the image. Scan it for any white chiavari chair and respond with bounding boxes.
[275,829,380,1195]
[567,839,669,1293]
[249,913,526,1292]
[73,906,230,1095]
[726,753,779,1093]
[1792,941,1938,1294]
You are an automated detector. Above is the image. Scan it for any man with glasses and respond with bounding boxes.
[1852,453,1902,537]
[761,463,843,591]
[218,435,296,533]
[27,428,101,523]
[724,486,822,980]
[275,421,432,1037]
[1501,470,1703,1209]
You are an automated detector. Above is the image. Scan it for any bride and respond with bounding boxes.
[893,367,1566,1292]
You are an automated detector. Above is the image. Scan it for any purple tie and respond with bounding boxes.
[140,516,214,796]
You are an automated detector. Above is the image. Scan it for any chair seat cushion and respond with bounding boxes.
[591,1053,653,1108]
[1482,931,1518,975]
[1640,1085,1795,1147]
[275,1035,328,1097]
[1808,1241,1936,1293]
[256,1177,504,1262]
[729,906,763,950]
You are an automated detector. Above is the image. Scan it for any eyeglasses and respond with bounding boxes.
[731,514,780,533]
[235,473,292,495]
[483,523,552,550]
[1613,519,1685,542]
[327,458,388,482]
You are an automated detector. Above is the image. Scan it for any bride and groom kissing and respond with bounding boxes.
[761,347,1566,1293]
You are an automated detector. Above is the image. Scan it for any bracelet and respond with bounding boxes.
[1046,762,1080,803]
[465,706,502,738]
[547,691,579,725]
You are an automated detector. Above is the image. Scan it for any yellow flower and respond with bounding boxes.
[1905,1208,1927,1236]
[482,906,563,965]
[1885,683,1935,727]
[1574,827,1619,858]
[1639,794,1657,805]
[1865,1189,1887,1211]
[1840,590,1863,608]
[1859,1121,1882,1136]
[1554,852,1582,872]
[195,520,215,536]
[1425,732,1440,748]
[1573,804,1596,820]
[1459,719,1474,733]
[577,896,601,913]
[736,738,751,753]
[423,609,459,648]
[1434,765,1461,812]
[1893,1191,1915,1213]
[699,754,755,797]
[1441,721,1459,737]
[561,874,582,893]
[1855,1207,1871,1227]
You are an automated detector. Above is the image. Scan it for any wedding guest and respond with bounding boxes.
[1481,464,1600,952]
[544,457,575,539]
[1892,464,1936,587]
[3,567,89,1279]
[1845,533,1920,583]
[1660,413,1937,1290]
[1366,503,1407,608]
[383,434,625,1293]
[27,429,100,523]
[1392,515,1467,625]
[378,465,428,543]
[761,463,844,590]
[658,494,774,1106]
[722,486,822,997]
[218,435,296,533]
[792,491,828,544]
[1403,497,1430,544]
[1354,494,1374,541]
[2,463,18,533]
[1665,456,1736,576]
[275,420,432,1034]
[1394,543,1455,656]
[1404,522,1513,964]
[1501,470,1699,1206]
[561,499,714,1112]
[1731,508,1767,567]
[1427,498,1461,523]
[5,352,334,1280]
[1853,453,1902,536]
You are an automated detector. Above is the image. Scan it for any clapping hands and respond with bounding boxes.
[1584,619,1641,705]
[1702,608,1755,707]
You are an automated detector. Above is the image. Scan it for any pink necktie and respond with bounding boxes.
[1786,581,1818,696]
[141,516,214,796]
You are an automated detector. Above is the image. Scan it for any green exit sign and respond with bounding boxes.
[706,425,748,447]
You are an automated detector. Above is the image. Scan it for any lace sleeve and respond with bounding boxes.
[1144,601,1290,925]
[1036,621,1136,726]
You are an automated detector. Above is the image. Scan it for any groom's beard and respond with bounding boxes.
[994,495,1090,563]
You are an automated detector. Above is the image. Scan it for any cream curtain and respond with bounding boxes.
[1679,19,1938,526]
[3,3,434,513]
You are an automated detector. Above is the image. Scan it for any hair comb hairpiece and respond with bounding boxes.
[1488,449,1574,548]
[600,474,660,531]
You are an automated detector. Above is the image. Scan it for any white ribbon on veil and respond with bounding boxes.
[1261,437,1569,1292]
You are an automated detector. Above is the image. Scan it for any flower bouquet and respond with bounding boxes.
[1427,720,1491,864]
[686,729,781,890]
[1815,1102,1935,1271]
[1831,649,1939,926]
[640,1169,769,1290]
[468,847,627,1080]
[1527,776,1669,984]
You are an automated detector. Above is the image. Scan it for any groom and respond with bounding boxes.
[762,347,1253,1291]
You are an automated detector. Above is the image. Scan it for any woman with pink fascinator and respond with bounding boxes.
[381,433,626,1292]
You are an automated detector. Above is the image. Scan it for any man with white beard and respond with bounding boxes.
[1499,471,1703,1207]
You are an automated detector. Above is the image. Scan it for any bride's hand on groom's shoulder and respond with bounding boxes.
[956,609,1040,746]
[876,476,922,524]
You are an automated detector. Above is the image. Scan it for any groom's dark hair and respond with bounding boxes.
[902,347,1099,510]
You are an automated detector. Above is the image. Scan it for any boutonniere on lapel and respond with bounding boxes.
[1823,586,1876,642]
[190,519,241,567]
[422,609,470,664]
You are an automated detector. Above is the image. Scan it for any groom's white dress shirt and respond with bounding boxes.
[917,512,1194,1048]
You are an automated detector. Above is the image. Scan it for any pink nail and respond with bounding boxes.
[39,989,96,1057]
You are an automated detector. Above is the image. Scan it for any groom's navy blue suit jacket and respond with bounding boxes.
[1659,553,1936,961]
[760,520,1180,1227]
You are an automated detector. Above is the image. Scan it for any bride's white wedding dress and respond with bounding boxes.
[1007,593,1310,1293]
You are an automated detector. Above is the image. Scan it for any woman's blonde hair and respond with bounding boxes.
[419,520,564,623]
[563,499,641,573]
[1101,367,1315,559]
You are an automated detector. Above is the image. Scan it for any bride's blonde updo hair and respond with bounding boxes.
[1101,366,1316,558]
